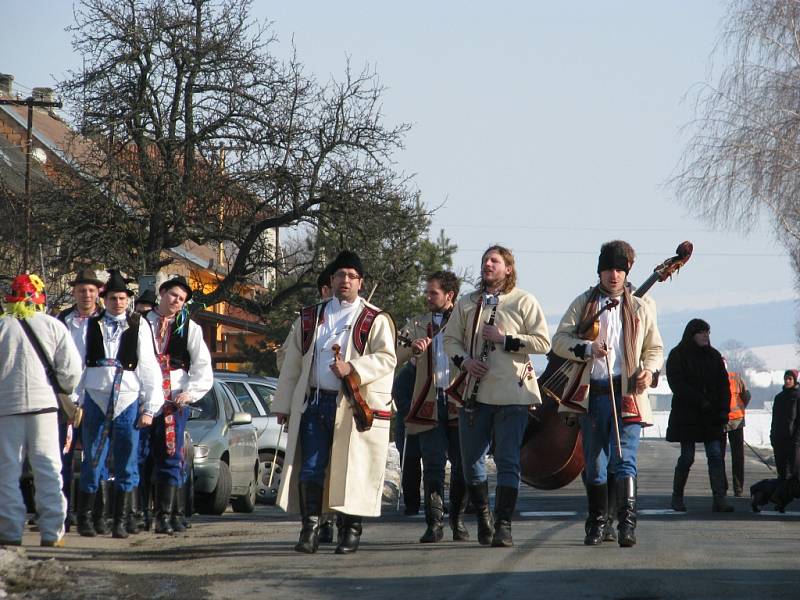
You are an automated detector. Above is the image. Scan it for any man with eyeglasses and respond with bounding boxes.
[272,251,397,555]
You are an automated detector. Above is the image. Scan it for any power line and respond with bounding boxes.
[456,248,785,257]
[440,224,713,233]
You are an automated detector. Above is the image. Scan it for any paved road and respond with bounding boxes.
[24,440,800,600]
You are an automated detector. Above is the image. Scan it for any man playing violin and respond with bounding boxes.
[553,240,663,548]
[444,245,550,548]
[272,251,397,555]
[397,271,469,544]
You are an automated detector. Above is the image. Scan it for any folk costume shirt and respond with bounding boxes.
[432,313,449,389]
[590,295,623,380]
[310,296,362,392]
[62,307,99,361]
[82,312,163,418]
[60,306,99,404]
[444,287,551,406]
[145,310,213,405]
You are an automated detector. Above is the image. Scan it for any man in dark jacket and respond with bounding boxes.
[666,319,733,512]
[770,370,800,482]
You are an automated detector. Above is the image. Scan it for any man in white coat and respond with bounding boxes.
[0,274,82,547]
[273,251,396,555]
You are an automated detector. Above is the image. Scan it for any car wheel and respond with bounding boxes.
[231,464,258,513]
[257,450,283,505]
[196,460,232,516]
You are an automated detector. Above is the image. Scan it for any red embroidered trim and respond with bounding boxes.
[301,303,326,355]
[373,410,392,420]
[352,306,380,355]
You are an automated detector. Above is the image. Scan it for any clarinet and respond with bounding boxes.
[465,304,498,417]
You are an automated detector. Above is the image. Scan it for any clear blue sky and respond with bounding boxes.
[1,1,793,318]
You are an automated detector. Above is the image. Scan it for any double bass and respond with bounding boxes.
[519,241,693,490]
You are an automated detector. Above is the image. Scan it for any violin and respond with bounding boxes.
[331,343,373,432]
[396,320,448,348]
[576,299,619,341]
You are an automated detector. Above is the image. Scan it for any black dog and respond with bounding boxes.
[750,478,798,513]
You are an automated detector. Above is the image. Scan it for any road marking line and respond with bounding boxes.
[755,510,800,516]
[518,511,578,517]
[638,509,687,516]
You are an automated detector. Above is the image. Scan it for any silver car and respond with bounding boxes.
[216,372,286,504]
[188,379,260,515]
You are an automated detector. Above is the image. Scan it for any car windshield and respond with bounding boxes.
[190,388,218,420]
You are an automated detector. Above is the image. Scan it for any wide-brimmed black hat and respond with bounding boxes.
[135,289,157,306]
[69,268,104,288]
[159,275,193,300]
[329,251,364,278]
[100,269,135,297]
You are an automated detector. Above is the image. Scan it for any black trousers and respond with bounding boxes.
[721,427,745,493]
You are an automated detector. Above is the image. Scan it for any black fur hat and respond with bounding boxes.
[329,251,364,277]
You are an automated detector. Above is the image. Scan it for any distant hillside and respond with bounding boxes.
[546,299,797,352]
[656,299,797,351]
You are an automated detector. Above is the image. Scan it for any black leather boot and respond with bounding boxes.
[318,518,335,544]
[467,481,494,546]
[154,483,176,535]
[93,480,111,535]
[402,457,422,515]
[449,477,470,542]
[112,488,131,539]
[126,485,141,534]
[671,466,689,512]
[171,484,188,533]
[420,481,444,543]
[139,481,152,531]
[491,486,518,548]
[709,464,734,512]
[335,514,363,554]
[603,474,617,542]
[295,482,323,554]
[584,483,607,546]
[77,491,97,537]
[617,476,637,548]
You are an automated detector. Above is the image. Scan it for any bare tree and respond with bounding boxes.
[673,0,800,249]
[719,338,767,377]
[44,0,428,316]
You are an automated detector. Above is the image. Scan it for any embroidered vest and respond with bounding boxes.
[299,299,381,355]
[85,311,141,371]
[145,310,192,370]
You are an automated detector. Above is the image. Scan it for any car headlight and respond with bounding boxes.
[194,444,210,459]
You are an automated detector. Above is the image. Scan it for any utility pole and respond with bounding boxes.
[0,93,63,270]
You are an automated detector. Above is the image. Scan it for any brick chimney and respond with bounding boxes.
[0,74,13,98]
[32,87,56,103]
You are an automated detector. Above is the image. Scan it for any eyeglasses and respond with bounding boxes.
[333,271,361,281]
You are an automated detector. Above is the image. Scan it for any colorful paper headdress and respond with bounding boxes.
[3,273,47,319]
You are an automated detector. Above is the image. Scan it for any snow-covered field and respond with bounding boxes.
[646,409,774,448]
